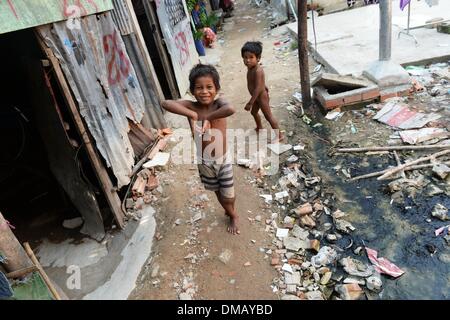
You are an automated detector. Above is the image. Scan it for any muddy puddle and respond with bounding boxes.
[306,121,450,299]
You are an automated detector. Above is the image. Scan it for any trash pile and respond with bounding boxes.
[241,142,405,300]
[124,138,169,216]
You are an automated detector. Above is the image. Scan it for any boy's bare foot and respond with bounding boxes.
[227,216,240,235]
[271,133,285,144]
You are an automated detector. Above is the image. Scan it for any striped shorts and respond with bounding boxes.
[198,160,235,199]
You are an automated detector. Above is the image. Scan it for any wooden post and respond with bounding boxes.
[23,242,61,300]
[35,31,126,229]
[297,0,312,108]
[0,212,33,272]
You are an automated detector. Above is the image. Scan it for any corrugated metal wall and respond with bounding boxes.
[38,13,147,188]
[111,0,167,130]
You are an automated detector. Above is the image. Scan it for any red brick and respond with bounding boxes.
[343,93,363,105]
[380,92,397,102]
[362,89,380,100]
[324,98,344,109]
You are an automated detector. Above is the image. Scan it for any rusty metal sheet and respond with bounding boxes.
[0,0,113,34]
[38,12,147,188]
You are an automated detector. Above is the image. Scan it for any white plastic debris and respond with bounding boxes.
[143,152,170,168]
[311,246,338,267]
[276,228,289,238]
[282,263,293,273]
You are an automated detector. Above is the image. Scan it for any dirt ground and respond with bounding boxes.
[129,2,308,300]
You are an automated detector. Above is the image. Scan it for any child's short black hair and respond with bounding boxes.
[189,64,221,93]
[241,41,263,58]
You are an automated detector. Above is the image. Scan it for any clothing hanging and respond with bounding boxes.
[400,0,411,10]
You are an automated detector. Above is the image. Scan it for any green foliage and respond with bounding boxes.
[290,41,298,51]
[187,0,197,13]
[193,28,204,40]
[204,12,219,28]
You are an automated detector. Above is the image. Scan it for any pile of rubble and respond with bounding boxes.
[241,142,405,300]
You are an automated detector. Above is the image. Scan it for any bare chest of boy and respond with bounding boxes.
[194,108,228,157]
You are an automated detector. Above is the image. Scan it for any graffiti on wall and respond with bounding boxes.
[103,30,131,85]
[174,30,190,66]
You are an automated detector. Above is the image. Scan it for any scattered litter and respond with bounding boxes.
[275,190,289,201]
[311,246,338,267]
[287,155,299,162]
[237,159,252,167]
[339,257,374,277]
[282,263,293,273]
[238,28,247,32]
[268,143,292,155]
[218,249,232,264]
[431,204,448,221]
[399,128,449,145]
[293,92,302,102]
[302,115,312,125]
[435,225,450,237]
[365,247,405,278]
[432,164,450,180]
[366,275,383,292]
[373,101,441,129]
[277,228,289,238]
[336,283,364,300]
[325,110,343,121]
[143,152,170,168]
[244,261,252,267]
[260,194,273,203]
[293,144,305,151]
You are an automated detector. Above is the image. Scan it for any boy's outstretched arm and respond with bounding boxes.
[246,69,265,110]
[161,100,198,121]
[206,98,236,121]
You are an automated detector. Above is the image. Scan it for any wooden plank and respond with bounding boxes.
[35,31,126,229]
[6,266,39,279]
[336,144,450,153]
[378,149,450,180]
[23,242,61,300]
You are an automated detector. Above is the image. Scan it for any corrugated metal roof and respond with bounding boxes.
[0,0,113,34]
[38,12,148,188]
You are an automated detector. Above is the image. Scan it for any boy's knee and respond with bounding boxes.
[251,109,259,116]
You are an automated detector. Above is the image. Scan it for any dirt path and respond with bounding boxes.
[129,2,301,300]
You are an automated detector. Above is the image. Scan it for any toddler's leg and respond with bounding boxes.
[250,104,263,131]
[260,103,284,142]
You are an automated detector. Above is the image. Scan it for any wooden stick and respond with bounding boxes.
[336,144,450,153]
[6,266,38,279]
[349,161,450,181]
[23,242,61,300]
[378,149,450,180]
[393,151,406,178]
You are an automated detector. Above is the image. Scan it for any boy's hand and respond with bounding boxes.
[244,102,252,111]
[202,119,211,133]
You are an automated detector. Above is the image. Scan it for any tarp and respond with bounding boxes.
[0,0,113,34]
[38,13,147,188]
[11,272,53,300]
[155,0,199,95]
